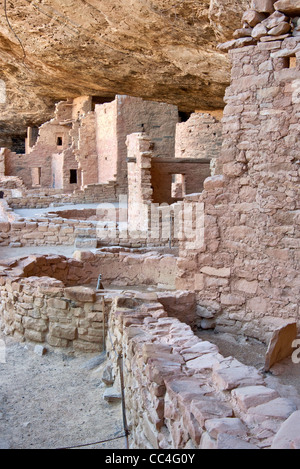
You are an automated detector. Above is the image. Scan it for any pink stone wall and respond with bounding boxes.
[96,96,179,191]
[175,112,223,160]
[178,39,300,342]
[95,100,118,184]
[74,112,98,187]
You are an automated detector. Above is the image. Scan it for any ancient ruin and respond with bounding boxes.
[0,0,299,451]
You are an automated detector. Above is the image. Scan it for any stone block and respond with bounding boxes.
[252,0,276,13]
[232,386,279,412]
[271,411,300,449]
[24,329,45,343]
[217,434,259,449]
[47,298,68,310]
[274,0,300,15]
[264,322,298,371]
[248,398,297,422]
[185,353,222,371]
[64,286,96,303]
[212,361,264,391]
[243,9,267,27]
[200,266,231,278]
[205,418,248,439]
[49,324,76,340]
[191,398,233,428]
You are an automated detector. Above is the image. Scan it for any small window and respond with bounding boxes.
[57,136,63,146]
[70,169,78,184]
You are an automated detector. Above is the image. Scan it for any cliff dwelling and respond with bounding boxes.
[0,0,300,451]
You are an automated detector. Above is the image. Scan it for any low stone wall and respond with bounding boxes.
[0,218,78,247]
[0,251,179,350]
[73,249,177,290]
[0,276,106,353]
[0,179,118,209]
[106,298,300,450]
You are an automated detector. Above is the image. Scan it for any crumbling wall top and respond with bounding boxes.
[218,0,300,52]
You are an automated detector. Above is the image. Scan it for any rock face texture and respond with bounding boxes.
[0,0,250,144]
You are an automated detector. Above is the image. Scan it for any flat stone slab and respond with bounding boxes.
[186,353,222,371]
[181,341,219,361]
[271,411,300,449]
[205,418,248,439]
[232,385,279,412]
[217,434,259,450]
[191,398,233,427]
[212,363,264,391]
[103,388,122,403]
[248,398,297,422]
[64,286,96,303]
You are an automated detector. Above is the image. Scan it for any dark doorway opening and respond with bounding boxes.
[70,169,78,184]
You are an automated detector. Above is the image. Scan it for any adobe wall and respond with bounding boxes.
[74,112,98,187]
[177,37,300,342]
[96,96,179,191]
[96,100,118,185]
[175,112,223,161]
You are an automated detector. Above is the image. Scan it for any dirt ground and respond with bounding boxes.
[0,332,125,450]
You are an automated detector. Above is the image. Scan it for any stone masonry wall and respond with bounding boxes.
[0,277,106,353]
[96,96,179,193]
[0,251,178,351]
[177,37,300,343]
[105,298,300,449]
[175,112,223,160]
[74,111,98,187]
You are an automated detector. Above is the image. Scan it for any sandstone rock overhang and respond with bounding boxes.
[0,0,250,142]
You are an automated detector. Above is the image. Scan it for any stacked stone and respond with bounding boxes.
[218,0,300,51]
[0,256,107,352]
[105,299,300,449]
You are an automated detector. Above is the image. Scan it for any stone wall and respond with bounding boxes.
[96,100,119,185]
[175,112,223,161]
[177,36,300,342]
[105,297,300,449]
[0,251,178,351]
[1,179,118,209]
[1,249,299,449]
[126,132,207,247]
[74,111,98,187]
[0,278,106,353]
[96,96,179,192]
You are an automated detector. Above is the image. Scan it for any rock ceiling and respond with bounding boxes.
[0,0,250,139]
